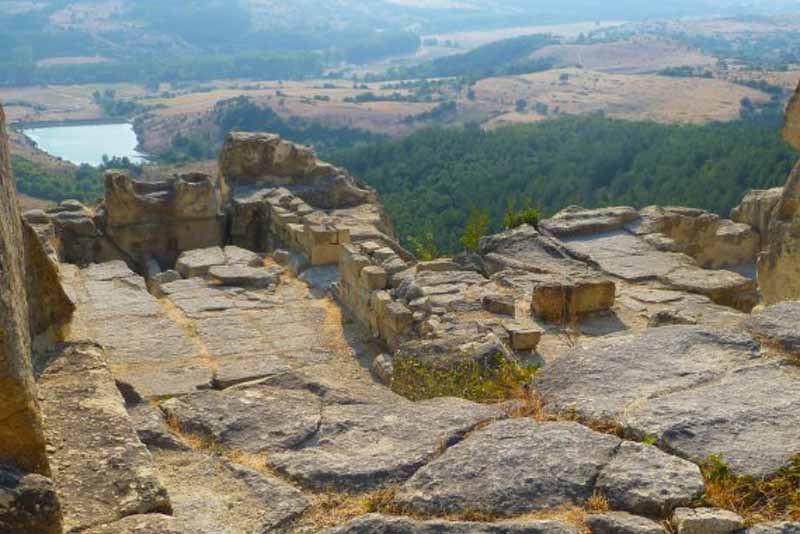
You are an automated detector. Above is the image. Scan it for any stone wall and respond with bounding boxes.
[0,104,52,476]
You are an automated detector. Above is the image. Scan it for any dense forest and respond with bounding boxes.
[333,116,798,252]
[381,34,558,82]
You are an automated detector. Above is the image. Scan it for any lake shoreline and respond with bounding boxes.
[20,122,149,167]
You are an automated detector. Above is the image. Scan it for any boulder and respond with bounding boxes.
[731,188,783,243]
[102,172,225,266]
[0,465,62,534]
[223,245,263,267]
[541,206,640,237]
[330,514,580,533]
[394,419,620,516]
[784,80,800,150]
[658,266,757,312]
[746,301,800,353]
[176,247,227,278]
[586,512,667,534]
[758,161,800,304]
[0,104,51,476]
[83,514,188,534]
[208,264,280,288]
[672,508,743,534]
[596,442,704,517]
[219,132,376,209]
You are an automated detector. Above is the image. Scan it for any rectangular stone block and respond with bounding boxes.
[360,266,389,290]
[504,322,544,351]
[384,302,413,334]
[482,294,516,316]
[532,278,616,323]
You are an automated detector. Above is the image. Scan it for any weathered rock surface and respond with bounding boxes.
[69,261,209,398]
[785,80,800,150]
[535,326,800,478]
[269,396,505,490]
[541,206,640,237]
[746,301,800,353]
[208,264,281,288]
[758,160,800,304]
[84,514,188,534]
[330,514,580,533]
[731,188,783,243]
[586,512,667,534]
[154,451,309,534]
[0,103,51,476]
[176,246,227,278]
[220,132,377,209]
[395,419,620,516]
[672,507,743,534]
[38,343,171,531]
[596,442,704,517]
[0,465,62,534]
[161,384,322,453]
[102,171,225,267]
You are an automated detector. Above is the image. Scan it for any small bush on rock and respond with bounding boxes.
[391,353,538,403]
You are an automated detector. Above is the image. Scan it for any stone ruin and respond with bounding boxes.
[2,85,800,533]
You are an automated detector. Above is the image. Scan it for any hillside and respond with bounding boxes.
[333,115,798,250]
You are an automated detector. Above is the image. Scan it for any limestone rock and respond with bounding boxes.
[531,277,616,323]
[208,264,280,288]
[0,465,62,534]
[38,343,171,531]
[758,161,800,304]
[219,132,376,209]
[784,81,800,150]
[731,188,783,243]
[658,266,757,312]
[330,514,580,533]
[535,327,800,478]
[746,301,800,353]
[541,206,640,237]
[160,383,322,454]
[586,512,667,534]
[103,172,225,266]
[223,245,263,267]
[128,404,190,452]
[83,514,188,534]
[394,419,620,516]
[672,507,743,534]
[596,442,704,517]
[0,103,51,475]
[176,247,227,278]
[269,396,504,491]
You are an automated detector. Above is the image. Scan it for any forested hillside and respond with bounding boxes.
[333,116,797,251]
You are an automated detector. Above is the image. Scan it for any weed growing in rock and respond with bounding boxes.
[391,353,538,403]
[701,454,800,524]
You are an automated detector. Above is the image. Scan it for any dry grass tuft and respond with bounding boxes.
[701,454,800,525]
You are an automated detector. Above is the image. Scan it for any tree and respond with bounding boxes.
[460,208,490,253]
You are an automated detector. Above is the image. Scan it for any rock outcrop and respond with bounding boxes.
[0,105,52,476]
[0,105,64,532]
[9,98,800,532]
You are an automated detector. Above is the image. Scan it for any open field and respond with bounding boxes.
[0,83,147,124]
[531,37,716,74]
[424,20,626,48]
[472,68,772,128]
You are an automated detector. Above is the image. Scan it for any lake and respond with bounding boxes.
[23,122,146,167]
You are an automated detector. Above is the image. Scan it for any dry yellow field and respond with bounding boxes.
[531,37,716,74]
[473,68,772,128]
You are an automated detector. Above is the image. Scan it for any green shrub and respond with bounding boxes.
[504,198,541,230]
[391,353,539,403]
[408,230,440,261]
[460,208,490,253]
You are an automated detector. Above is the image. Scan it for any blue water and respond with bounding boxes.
[24,123,145,166]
